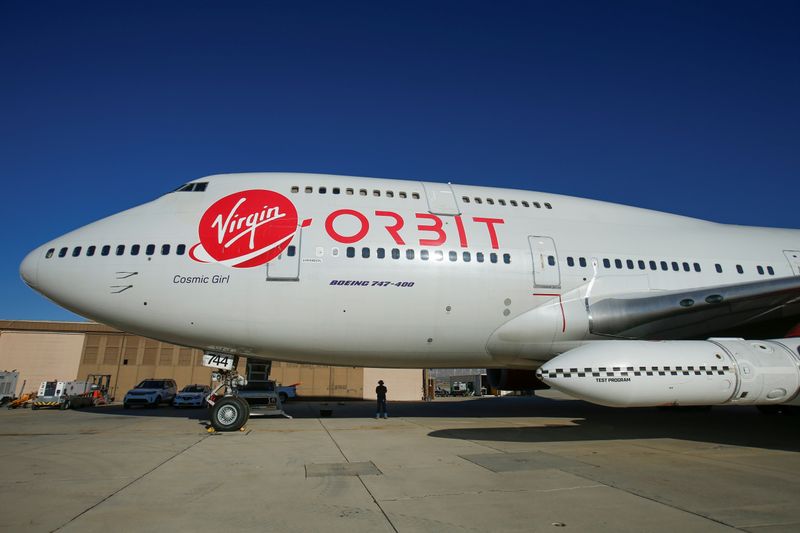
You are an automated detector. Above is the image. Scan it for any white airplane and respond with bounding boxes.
[20,172,800,430]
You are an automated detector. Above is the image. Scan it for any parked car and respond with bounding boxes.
[123,379,177,408]
[277,383,298,403]
[172,384,211,408]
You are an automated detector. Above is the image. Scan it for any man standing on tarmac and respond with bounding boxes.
[375,380,388,419]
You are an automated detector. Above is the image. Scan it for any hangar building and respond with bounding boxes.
[0,321,423,401]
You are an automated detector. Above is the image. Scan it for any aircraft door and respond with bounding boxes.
[421,182,461,216]
[266,228,302,281]
[783,251,800,275]
[528,236,561,289]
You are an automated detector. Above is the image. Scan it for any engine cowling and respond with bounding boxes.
[487,369,549,391]
[536,338,800,407]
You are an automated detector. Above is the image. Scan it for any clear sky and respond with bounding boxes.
[2,1,799,321]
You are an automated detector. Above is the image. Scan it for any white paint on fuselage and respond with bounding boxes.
[23,173,800,368]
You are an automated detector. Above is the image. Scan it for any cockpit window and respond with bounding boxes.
[172,182,208,193]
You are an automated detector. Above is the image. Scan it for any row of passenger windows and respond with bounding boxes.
[462,196,553,209]
[290,185,421,200]
[564,256,776,276]
[342,247,512,264]
[45,244,187,259]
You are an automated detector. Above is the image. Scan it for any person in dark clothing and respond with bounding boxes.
[375,380,388,419]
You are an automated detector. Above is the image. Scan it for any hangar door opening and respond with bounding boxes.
[528,235,560,289]
[266,228,302,281]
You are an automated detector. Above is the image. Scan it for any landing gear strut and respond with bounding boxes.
[203,353,250,432]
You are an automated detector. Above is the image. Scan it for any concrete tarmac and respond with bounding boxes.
[1,396,799,533]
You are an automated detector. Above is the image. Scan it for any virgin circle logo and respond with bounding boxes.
[190,189,298,268]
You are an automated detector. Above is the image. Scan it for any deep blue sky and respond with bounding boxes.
[2,1,799,320]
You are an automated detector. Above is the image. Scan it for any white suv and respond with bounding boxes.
[123,379,177,408]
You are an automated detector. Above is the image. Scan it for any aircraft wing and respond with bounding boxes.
[588,276,800,340]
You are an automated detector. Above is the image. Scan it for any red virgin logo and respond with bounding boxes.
[190,189,298,268]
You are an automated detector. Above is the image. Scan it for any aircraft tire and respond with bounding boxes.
[211,397,247,432]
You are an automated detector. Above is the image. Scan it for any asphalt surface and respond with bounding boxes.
[1,396,799,532]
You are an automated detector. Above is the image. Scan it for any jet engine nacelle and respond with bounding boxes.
[486,369,549,391]
[536,338,800,407]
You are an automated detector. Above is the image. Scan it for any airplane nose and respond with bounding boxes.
[20,248,40,288]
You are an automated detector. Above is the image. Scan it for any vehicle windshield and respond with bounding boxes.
[135,380,165,389]
[181,385,205,393]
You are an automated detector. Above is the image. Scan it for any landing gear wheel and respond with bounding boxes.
[235,396,250,422]
[211,397,248,432]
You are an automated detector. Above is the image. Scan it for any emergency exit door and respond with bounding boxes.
[528,236,560,289]
[784,250,800,275]
[266,228,302,281]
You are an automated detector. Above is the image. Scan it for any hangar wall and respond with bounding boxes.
[0,321,423,401]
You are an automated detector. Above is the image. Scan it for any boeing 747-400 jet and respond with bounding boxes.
[19,173,800,430]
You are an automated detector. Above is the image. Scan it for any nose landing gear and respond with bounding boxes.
[203,353,250,432]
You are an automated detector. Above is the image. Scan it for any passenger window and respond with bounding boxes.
[72,246,82,257]
[332,247,340,257]
[638,260,645,270]
[682,262,690,272]
[603,258,611,268]
[626,259,634,269]
[131,244,140,256]
[476,252,484,263]
[498,199,506,206]
[319,187,327,194]
[449,251,458,262]
[305,186,312,193]
[287,246,296,257]
[533,202,541,208]
[660,261,668,271]
[84,245,94,256]
[462,196,470,203]
[693,262,701,272]
[715,264,723,273]
[486,198,494,205]
[387,191,394,198]
[59,247,68,258]
[463,251,471,262]
[412,192,420,199]
[346,188,354,195]
[392,248,400,259]
[101,245,110,256]
[291,186,299,193]
[544,202,552,209]
[373,190,380,197]
[406,249,415,260]
[420,250,429,260]
[503,253,511,264]
[346,247,355,258]
[146,244,155,256]
[399,192,407,199]
[362,247,370,258]
[475,198,483,204]
[46,248,55,258]
[547,255,554,266]
[161,244,170,255]
[116,245,125,256]
[614,259,622,269]
[767,266,775,275]
[736,264,743,274]
[360,189,367,196]
[521,201,530,207]
[579,257,587,268]
[757,265,764,275]
[567,257,575,267]
[377,248,386,259]
[671,262,679,271]
[434,250,443,261]
[333,187,340,195]
[176,244,186,255]
[649,260,656,270]
[510,200,518,207]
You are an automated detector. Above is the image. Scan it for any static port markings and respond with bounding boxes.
[330,280,415,287]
